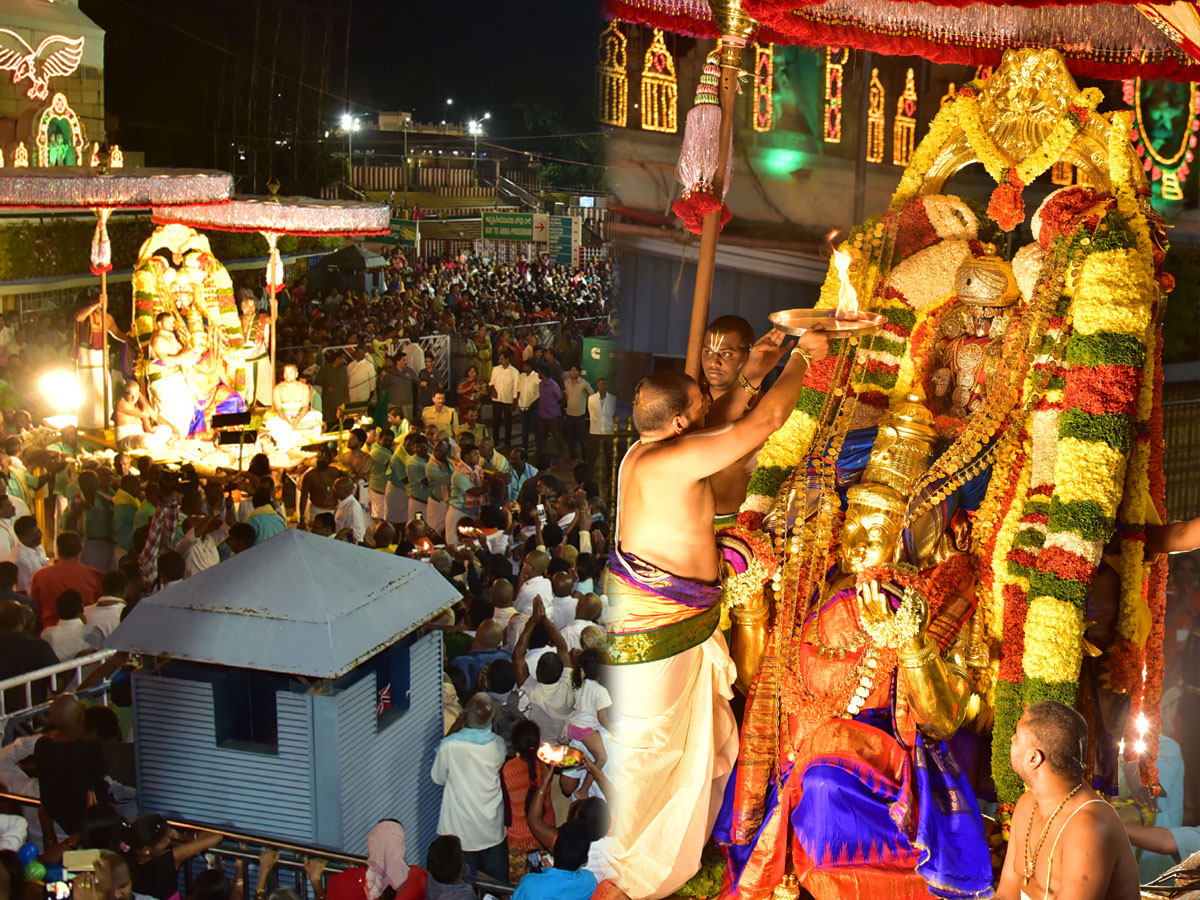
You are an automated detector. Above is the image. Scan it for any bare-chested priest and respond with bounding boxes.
[997,700,1140,900]
[114,381,172,451]
[602,327,828,899]
[263,363,324,451]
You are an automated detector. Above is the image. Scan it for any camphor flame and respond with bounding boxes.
[536,742,581,767]
[829,230,858,318]
[1133,712,1149,755]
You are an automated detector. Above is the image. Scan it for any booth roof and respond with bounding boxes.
[319,244,388,271]
[107,530,459,679]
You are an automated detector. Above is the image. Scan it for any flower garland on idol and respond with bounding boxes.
[738,93,1165,817]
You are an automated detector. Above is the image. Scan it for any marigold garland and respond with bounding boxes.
[735,96,1165,815]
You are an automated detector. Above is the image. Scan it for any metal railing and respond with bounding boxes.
[485,175,545,213]
[0,649,116,718]
[0,791,514,898]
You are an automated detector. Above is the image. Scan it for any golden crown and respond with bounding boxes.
[955,244,1021,308]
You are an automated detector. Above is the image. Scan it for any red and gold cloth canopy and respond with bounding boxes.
[607,0,1200,80]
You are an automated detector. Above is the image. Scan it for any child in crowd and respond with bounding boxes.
[568,648,611,774]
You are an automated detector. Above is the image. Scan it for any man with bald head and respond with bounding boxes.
[488,579,518,635]
[548,570,579,631]
[36,692,109,839]
[333,476,366,544]
[604,325,828,897]
[452,619,511,689]
[515,549,551,616]
[431,692,508,881]
[561,592,603,653]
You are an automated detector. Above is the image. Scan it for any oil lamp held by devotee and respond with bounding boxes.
[769,246,886,338]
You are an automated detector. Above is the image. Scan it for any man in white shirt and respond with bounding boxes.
[346,345,377,404]
[183,515,230,577]
[85,570,128,638]
[548,571,580,631]
[12,516,48,594]
[559,593,604,653]
[563,365,595,463]
[487,350,520,447]
[430,693,508,881]
[587,378,618,477]
[403,336,425,374]
[514,550,552,615]
[41,590,103,661]
[333,477,367,544]
[515,358,541,454]
[489,580,519,633]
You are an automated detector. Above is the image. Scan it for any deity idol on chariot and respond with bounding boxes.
[714,49,1171,900]
[130,225,249,441]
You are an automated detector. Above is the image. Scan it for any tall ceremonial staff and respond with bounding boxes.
[679,0,756,380]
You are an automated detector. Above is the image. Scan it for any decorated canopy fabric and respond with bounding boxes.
[606,0,1200,80]
[151,194,390,237]
[0,167,232,209]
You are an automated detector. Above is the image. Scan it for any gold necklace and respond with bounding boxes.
[805,600,868,659]
[1023,783,1084,886]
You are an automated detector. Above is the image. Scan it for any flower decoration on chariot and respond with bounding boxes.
[955,245,1021,310]
[1030,186,1117,249]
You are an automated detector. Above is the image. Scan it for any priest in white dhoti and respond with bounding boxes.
[73,293,129,430]
[262,363,324,452]
[146,313,199,439]
[238,289,273,407]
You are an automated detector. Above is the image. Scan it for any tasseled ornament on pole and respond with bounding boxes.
[89,207,112,275]
[672,51,733,235]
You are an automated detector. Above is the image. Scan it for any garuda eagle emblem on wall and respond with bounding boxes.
[0,30,85,101]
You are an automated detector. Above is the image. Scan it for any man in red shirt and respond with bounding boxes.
[30,532,103,627]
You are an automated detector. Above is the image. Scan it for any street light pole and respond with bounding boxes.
[403,119,409,207]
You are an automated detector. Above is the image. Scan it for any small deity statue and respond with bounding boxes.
[719,397,992,900]
[927,246,1023,427]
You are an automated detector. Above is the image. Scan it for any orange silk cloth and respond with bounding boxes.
[725,572,976,900]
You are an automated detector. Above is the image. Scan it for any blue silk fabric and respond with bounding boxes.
[188,390,247,437]
[715,709,993,900]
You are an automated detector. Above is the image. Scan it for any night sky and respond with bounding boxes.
[79,0,602,192]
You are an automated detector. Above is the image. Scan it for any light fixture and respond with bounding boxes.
[39,370,81,414]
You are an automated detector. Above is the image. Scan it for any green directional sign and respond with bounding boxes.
[548,215,580,265]
[391,218,419,248]
[375,218,419,247]
[482,211,535,241]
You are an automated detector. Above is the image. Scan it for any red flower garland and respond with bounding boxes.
[988,167,1027,233]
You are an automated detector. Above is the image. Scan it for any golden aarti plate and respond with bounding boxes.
[769,308,886,338]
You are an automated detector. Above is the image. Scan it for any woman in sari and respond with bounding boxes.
[456,365,487,419]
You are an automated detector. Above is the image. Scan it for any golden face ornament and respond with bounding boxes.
[838,482,905,573]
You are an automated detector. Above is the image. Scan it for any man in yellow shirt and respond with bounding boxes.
[422,390,459,437]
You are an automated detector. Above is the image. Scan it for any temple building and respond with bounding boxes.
[0,0,115,167]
